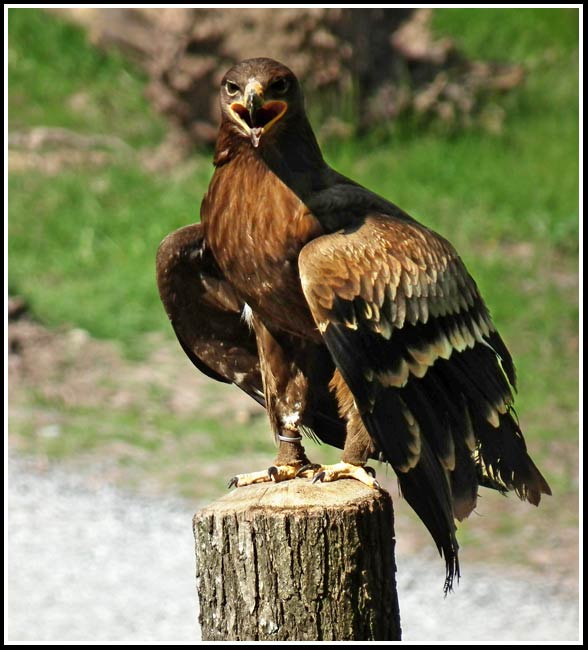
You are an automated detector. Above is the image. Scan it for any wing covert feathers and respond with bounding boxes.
[156,224,265,402]
[299,214,551,590]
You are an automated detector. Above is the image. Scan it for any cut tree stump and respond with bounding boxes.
[193,479,401,641]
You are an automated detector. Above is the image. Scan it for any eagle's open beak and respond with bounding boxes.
[230,80,288,148]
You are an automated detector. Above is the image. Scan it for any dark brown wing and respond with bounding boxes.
[156,223,348,448]
[156,223,264,404]
[299,213,551,589]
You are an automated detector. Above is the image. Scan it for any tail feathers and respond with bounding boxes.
[396,439,460,594]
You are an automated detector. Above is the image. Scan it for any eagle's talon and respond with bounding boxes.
[229,463,313,487]
[308,462,380,489]
[296,463,321,477]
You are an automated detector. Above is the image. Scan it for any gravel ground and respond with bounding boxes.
[6,458,580,643]
[6,459,200,643]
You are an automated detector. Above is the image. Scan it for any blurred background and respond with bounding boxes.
[7,7,579,643]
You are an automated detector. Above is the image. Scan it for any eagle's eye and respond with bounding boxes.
[270,77,290,95]
[225,81,240,96]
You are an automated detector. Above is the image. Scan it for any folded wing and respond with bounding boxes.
[299,213,551,590]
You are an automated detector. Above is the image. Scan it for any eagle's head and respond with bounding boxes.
[219,58,303,148]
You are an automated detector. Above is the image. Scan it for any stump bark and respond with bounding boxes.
[193,479,401,641]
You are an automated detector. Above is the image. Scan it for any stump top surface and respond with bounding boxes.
[196,478,390,519]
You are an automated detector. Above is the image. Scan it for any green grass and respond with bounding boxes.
[10,385,275,499]
[8,8,166,146]
[8,162,213,356]
[8,8,579,344]
[8,8,579,510]
[431,7,579,61]
[325,10,579,254]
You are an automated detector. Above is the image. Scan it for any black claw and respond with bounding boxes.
[267,466,278,480]
[312,471,326,484]
[296,463,320,477]
[365,466,377,478]
[228,476,238,489]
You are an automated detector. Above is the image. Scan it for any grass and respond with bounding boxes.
[10,388,274,499]
[431,7,579,61]
[8,7,579,565]
[8,8,167,146]
[8,8,579,345]
[8,163,212,357]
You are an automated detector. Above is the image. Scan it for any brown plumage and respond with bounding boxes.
[156,57,551,592]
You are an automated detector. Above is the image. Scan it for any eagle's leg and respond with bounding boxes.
[309,369,380,489]
[229,320,318,488]
[308,420,380,487]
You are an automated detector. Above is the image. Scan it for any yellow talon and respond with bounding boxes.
[310,461,380,489]
[228,463,306,488]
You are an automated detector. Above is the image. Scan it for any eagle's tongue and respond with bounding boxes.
[250,127,263,148]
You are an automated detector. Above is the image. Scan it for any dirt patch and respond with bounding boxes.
[8,308,263,422]
[8,127,133,174]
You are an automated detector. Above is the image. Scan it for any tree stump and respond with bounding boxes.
[193,479,401,641]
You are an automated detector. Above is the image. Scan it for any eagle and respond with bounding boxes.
[156,57,551,591]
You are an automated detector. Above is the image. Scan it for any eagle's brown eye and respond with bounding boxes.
[270,77,289,95]
[225,81,240,96]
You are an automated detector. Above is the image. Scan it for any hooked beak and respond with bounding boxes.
[230,80,288,148]
[245,80,265,116]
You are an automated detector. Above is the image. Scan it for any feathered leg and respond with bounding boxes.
[229,317,319,487]
[307,369,380,489]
